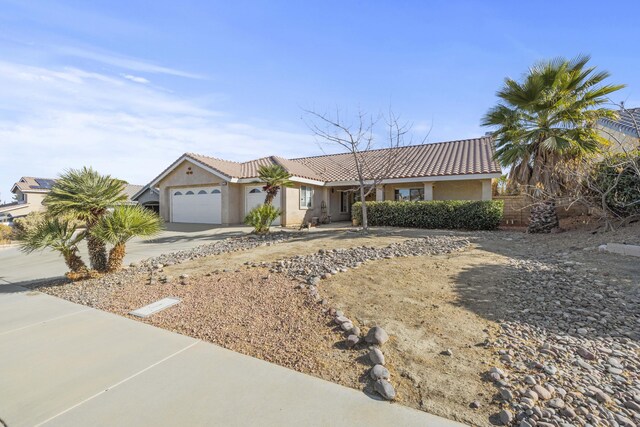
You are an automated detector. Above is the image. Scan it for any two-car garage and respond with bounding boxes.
[170,185,281,225]
[171,186,222,224]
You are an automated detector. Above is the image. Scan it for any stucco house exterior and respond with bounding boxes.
[597,107,640,152]
[148,136,502,227]
[0,177,145,223]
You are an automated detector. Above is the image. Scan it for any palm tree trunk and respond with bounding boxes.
[528,199,559,233]
[107,242,126,272]
[264,192,274,205]
[87,233,108,272]
[63,250,87,272]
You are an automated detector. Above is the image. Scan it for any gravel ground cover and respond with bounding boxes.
[33,222,640,427]
[470,244,640,427]
[39,267,365,384]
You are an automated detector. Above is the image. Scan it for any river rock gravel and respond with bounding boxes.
[482,252,640,426]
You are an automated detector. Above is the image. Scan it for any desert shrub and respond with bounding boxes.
[244,204,281,234]
[352,200,504,230]
[0,223,14,243]
[589,151,640,217]
[12,211,46,239]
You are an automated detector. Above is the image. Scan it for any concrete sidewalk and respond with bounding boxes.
[0,287,464,427]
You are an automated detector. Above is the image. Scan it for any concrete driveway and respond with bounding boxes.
[0,224,251,286]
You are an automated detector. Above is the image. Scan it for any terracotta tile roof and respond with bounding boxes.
[181,136,500,183]
[186,154,326,181]
[293,136,501,181]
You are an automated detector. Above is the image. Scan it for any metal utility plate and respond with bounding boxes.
[129,297,181,318]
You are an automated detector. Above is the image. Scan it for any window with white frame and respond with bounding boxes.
[340,191,351,213]
[299,185,313,209]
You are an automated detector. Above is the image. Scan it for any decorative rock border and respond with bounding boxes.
[252,236,471,401]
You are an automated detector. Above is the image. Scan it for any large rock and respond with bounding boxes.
[498,409,513,425]
[369,347,385,365]
[345,335,360,348]
[370,364,390,380]
[365,326,389,345]
[374,379,396,400]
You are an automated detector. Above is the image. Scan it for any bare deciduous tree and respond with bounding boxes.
[304,108,423,231]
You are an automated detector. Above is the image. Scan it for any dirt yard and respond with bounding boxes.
[36,222,640,427]
[320,248,506,426]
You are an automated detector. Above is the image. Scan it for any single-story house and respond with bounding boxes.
[0,177,145,223]
[131,184,160,214]
[147,136,502,227]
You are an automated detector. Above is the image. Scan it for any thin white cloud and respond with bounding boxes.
[121,74,150,84]
[55,45,204,79]
[0,60,316,200]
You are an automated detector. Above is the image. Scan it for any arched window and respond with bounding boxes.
[249,188,262,193]
[198,190,207,195]
[174,191,183,196]
[185,191,195,195]
[211,189,221,194]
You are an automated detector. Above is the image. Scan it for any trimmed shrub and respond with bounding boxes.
[352,200,504,230]
[244,204,281,234]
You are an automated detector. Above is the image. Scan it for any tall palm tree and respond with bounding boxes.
[20,217,87,273]
[91,205,163,272]
[44,167,127,271]
[257,165,293,205]
[482,55,624,231]
[483,55,624,194]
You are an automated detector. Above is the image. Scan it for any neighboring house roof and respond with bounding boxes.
[11,177,56,193]
[0,201,28,213]
[9,177,144,202]
[122,184,144,201]
[156,136,500,185]
[599,108,640,137]
[131,183,160,201]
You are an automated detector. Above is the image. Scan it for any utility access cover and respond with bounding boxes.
[129,297,181,318]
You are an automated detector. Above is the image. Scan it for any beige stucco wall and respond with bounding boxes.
[158,160,224,222]
[598,127,639,153]
[282,184,325,226]
[382,179,491,201]
[433,180,484,200]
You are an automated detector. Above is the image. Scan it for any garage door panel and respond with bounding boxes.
[171,187,221,224]
[245,186,281,226]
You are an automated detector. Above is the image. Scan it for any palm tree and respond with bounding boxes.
[482,55,624,231]
[91,205,163,272]
[257,165,293,205]
[44,167,127,272]
[20,217,87,273]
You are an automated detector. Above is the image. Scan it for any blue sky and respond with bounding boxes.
[1,0,639,201]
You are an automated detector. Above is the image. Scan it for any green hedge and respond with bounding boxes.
[352,200,504,230]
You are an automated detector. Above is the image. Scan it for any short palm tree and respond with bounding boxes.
[482,55,624,231]
[91,205,163,272]
[44,167,127,272]
[257,165,293,205]
[20,217,87,273]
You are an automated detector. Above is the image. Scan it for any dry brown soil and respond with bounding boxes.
[320,246,505,427]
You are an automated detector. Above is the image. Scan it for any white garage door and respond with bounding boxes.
[171,186,222,224]
[245,185,281,226]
